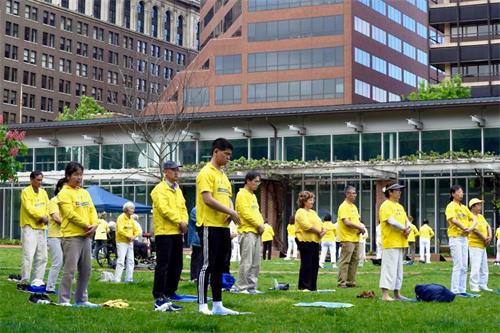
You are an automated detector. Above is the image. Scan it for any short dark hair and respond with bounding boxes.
[422,219,429,225]
[323,214,332,222]
[211,138,233,155]
[54,178,67,196]
[449,184,463,202]
[344,185,356,196]
[64,161,84,179]
[245,171,261,184]
[30,170,43,179]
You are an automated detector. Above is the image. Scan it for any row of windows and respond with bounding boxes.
[358,0,427,15]
[248,15,343,42]
[354,79,400,103]
[248,0,342,12]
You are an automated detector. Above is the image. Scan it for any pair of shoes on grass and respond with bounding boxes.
[199,303,239,316]
[153,296,182,312]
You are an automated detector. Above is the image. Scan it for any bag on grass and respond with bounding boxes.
[415,284,455,302]
[222,273,235,290]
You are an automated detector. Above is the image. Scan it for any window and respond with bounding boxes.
[422,130,450,153]
[22,93,36,109]
[40,97,54,112]
[416,0,427,12]
[372,86,387,102]
[4,66,18,82]
[6,1,20,15]
[42,54,54,69]
[137,1,145,33]
[4,44,18,60]
[176,53,185,65]
[6,22,19,37]
[354,16,370,37]
[371,26,386,45]
[371,55,387,74]
[76,63,88,77]
[403,70,416,87]
[93,27,104,41]
[371,0,386,16]
[248,0,343,12]
[354,48,370,68]
[42,32,55,48]
[78,0,86,14]
[417,23,427,39]
[22,71,36,86]
[108,0,116,24]
[151,6,158,38]
[215,54,241,75]
[402,14,415,32]
[123,0,131,28]
[176,15,184,46]
[77,22,88,36]
[403,42,416,59]
[150,45,160,58]
[164,11,171,42]
[59,37,72,53]
[75,83,87,96]
[164,49,173,62]
[484,128,500,155]
[215,85,241,105]
[362,133,381,160]
[354,79,370,98]
[76,42,88,57]
[101,145,123,169]
[109,32,119,45]
[3,89,17,105]
[93,67,103,81]
[388,63,402,81]
[452,129,481,152]
[93,0,101,19]
[24,27,38,43]
[387,5,401,24]
[388,34,401,52]
[305,135,330,161]
[59,58,72,73]
[43,11,55,26]
[61,0,69,8]
[184,87,209,106]
[24,5,38,21]
[41,75,54,90]
[23,49,37,64]
[250,138,268,160]
[417,49,427,65]
[388,92,400,102]
[58,79,71,94]
[333,134,359,161]
[91,87,103,101]
[60,16,72,32]
[108,51,119,65]
[93,47,104,61]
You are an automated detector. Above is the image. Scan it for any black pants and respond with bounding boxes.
[297,241,320,291]
[197,226,231,304]
[152,235,183,299]
[190,246,202,281]
[263,241,272,260]
[336,242,342,260]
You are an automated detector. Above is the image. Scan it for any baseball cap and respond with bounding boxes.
[468,198,484,208]
[383,183,406,192]
[163,161,182,169]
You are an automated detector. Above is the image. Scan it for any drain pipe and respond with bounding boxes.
[267,118,278,160]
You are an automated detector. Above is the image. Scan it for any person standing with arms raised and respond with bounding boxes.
[196,138,241,315]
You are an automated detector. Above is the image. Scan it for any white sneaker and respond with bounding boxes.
[212,306,239,316]
[470,287,480,292]
[284,257,290,261]
[479,286,493,292]
[58,302,72,307]
[199,308,213,315]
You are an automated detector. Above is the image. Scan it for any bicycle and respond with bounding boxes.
[96,236,117,269]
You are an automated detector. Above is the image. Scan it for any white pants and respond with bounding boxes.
[469,247,489,290]
[319,241,336,265]
[379,248,404,291]
[286,236,298,259]
[47,237,63,291]
[496,241,500,262]
[115,242,134,282]
[231,238,240,262]
[420,238,431,263]
[21,226,48,283]
[376,240,382,259]
[358,241,366,263]
[449,236,468,294]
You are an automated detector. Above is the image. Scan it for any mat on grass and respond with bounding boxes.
[169,295,212,303]
[294,302,353,309]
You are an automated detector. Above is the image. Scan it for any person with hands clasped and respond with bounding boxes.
[379,183,411,301]
[295,191,325,291]
[57,162,99,307]
[114,202,140,283]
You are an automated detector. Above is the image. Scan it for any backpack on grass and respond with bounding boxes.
[415,284,455,302]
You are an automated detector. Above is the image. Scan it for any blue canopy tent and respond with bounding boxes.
[86,185,152,214]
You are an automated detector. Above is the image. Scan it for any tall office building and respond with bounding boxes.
[1,0,200,123]
[429,0,500,97]
[157,0,430,113]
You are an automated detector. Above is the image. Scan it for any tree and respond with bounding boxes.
[57,95,112,121]
[0,115,28,182]
[407,75,471,101]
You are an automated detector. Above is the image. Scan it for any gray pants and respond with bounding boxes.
[235,232,261,291]
[59,237,92,304]
[47,237,63,291]
[21,226,48,283]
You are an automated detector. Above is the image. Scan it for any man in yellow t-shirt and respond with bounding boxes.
[320,214,337,268]
[337,185,366,288]
[419,219,434,264]
[496,226,500,266]
[93,212,109,258]
[20,171,50,284]
[285,217,298,260]
[196,138,240,316]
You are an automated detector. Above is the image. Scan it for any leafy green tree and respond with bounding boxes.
[57,95,112,121]
[0,115,28,182]
[407,75,471,101]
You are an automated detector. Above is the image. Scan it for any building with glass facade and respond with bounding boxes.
[3,97,500,257]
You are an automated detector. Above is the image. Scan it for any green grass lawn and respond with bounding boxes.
[0,247,498,332]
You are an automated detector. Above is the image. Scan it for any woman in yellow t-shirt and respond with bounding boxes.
[295,191,325,291]
[261,220,275,260]
[285,216,298,260]
[319,214,336,268]
[467,198,492,292]
[46,178,66,293]
[114,202,140,282]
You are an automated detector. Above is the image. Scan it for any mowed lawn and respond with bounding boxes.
[0,247,498,333]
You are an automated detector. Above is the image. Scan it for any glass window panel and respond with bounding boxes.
[267,83,277,102]
[35,148,55,171]
[422,130,450,153]
[270,137,281,160]
[362,133,381,161]
[452,129,481,152]
[484,128,500,155]
[84,145,100,170]
[284,136,302,161]
[383,132,397,159]
[231,139,248,160]
[300,80,312,99]
[124,143,148,168]
[305,135,330,161]
[289,81,300,100]
[198,140,212,162]
[251,138,268,160]
[101,144,123,169]
[17,148,33,172]
[318,182,331,219]
[57,147,72,171]
[268,52,278,71]
[398,131,419,157]
[333,134,359,161]
[179,141,196,164]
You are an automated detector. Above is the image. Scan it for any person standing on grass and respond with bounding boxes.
[261,220,275,260]
[285,216,298,260]
[188,207,202,281]
[93,212,109,258]
[375,220,382,260]
[114,202,140,283]
[379,183,411,301]
[295,191,325,291]
[419,219,434,264]
[20,170,49,285]
[232,171,265,294]
[151,161,188,312]
[358,230,368,267]
[405,217,419,263]
[337,185,366,288]
[467,198,492,292]
[446,184,477,295]
[229,220,240,262]
[46,178,66,293]
[319,214,336,268]
[496,226,500,266]
[196,138,241,316]
[57,162,99,307]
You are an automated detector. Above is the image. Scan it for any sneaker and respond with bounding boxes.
[17,283,30,292]
[470,287,481,292]
[8,274,22,282]
[199,308,213,315]
[249,289,264,295]
[154,298,180,312]
[479,286,493,292]
[58,302,72,307]
[75,301,101,308]
[230,288,250,294]
[212,306,239,316]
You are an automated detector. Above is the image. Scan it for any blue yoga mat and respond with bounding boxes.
[169,295,212,303]
[294,302,353,309]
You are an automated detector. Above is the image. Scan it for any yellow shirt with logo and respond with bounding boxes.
[115,213,140,244]
[262,224,274,242]
[57,185,98,237]
[20,185,49,230]
[235,188,264,234]
[445,201,473,238]
[419,224,434,239]
[48,197,62,238]
[295,208,322,243]
[94,219,109,240]
[151,180,188,236]
[321,221,336,242]
[468,214,489,249]
[379,199,409,249]
[408,223,419,242]
[287,224,296,237]
[337,201,361,242]
[196,163,232,228]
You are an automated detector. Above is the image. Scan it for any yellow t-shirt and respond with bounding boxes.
[337,200,361,242]
[287,224,296,237]
[235,188,264,234]
[321,221,336,242]
[196,163,232,228]
[419,224,434,239]
[94,219,109,240]
[115,213,140,244]
[151,180,188,236]
[379,199,409,249]
[295,208,322,243]
[496,227,500,240]
[445,201,472,238]
[48,197,62,238]
[468,214,489,249]
[408,223,419,242]
[58,185,98,237]
[261,224,274,242]
[20,185,49,230]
